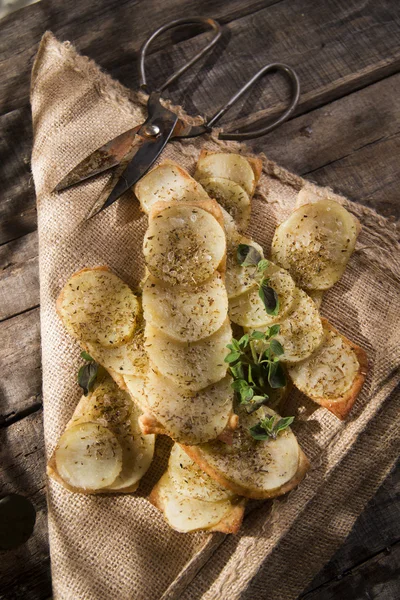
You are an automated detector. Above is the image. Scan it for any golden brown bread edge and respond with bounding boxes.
[148,479,246,534]
[180,446,310,500]
[308,318,368,420]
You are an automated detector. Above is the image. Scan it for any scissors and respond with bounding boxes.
[55,17,300,217]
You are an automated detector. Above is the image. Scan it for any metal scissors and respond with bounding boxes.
[55,17,300,217]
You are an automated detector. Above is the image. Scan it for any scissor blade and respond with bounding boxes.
[90,106,178,218]
[54,126,141,192]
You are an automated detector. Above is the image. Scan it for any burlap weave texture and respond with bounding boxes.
[30,32,400,600]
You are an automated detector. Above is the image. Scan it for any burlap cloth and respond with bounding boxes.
[30,32,400,600]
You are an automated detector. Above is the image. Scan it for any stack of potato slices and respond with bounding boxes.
[49,150,367,536]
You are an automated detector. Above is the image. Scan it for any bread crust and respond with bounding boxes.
[308,318,368,420]
[149,476,246,534]
[180,445,310,500]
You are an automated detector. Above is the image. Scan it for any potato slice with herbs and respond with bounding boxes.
[195,151,257,196]
[220,206,241,250]
[57,267,139,347]
[149,472,241,533]
[289,319,367,419]
[86,320,148,377]
[48,375,155,493]
[143,204,226,286]
[54,423,123,492]
[169,444,234,502]
[123,374,149,413]
[182,406,309,499]
[197,177,251,231]
[134,160,208,214]
[247,289,323,364]
[226,238,264,299]
[145,367,233,444]
[271,200,360,290]
[144,319,231,391]
[142,273,228,342]
[229,263,297,327]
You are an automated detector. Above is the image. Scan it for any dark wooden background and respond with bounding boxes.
[1,1,399,598]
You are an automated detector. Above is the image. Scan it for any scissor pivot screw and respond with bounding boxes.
[143,124,161,137]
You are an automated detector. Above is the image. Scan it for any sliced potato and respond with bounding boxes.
[134,160,208,214]
[229,263,297,327]
[220,206,241,250]
[198,177,251,231]
[271,200,360,290]
[289,319,367,419]
[182,406,308,499]
[124,374,149,413]
[309,290,324,309]
[57,267,139,347]
[54,423,123,491]
[144,319,231,391]
[143,204,226,286]
[49,375,155,493]
[248,289,323,363]
[150,472,234,532]
[169,444,234,501]
[226,237,264,299]
[86,319,148,377]
[145,367,233,444]
[195,152,256,196]
[142,273,228,342]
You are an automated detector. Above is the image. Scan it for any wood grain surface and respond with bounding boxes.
[0,1,399,599]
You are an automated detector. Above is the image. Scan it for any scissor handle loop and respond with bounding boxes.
[206,63,300,141]
[139,17,222,93]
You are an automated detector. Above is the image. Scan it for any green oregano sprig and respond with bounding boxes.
[249,415,294,441]
[77,351,100,396]
[236,244,279,315]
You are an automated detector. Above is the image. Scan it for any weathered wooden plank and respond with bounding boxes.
[0,409,51,600]
[302,540,400,600]
[0,0,277,116]
[0,307,41,425]
[302,462,400,594]
[0,231,39,321]
[0,106,36,244]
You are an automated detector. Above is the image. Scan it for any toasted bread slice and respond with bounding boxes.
[47,373,155,494]
[181,406,309,499]
[289,318,368,419]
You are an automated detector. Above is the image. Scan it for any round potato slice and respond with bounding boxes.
[183,406,302,499]
[142,273,228,342]
[228,263,297,327]
[124,374,149,413]
[134,161,208,214]
[145,368,233,444]
[143,204,226,286]
[153,473,232,532]
[220,206,241,250]
[198,177,251,231]
[169,444,234,501]
[195,152,256,196]
[86,321,148,377]
[57,268,139,347]
[55,423,123,491]
[247,289,323,363]
[271,200,360,290]
[289,321,360,400]
[144,319,231,391]
[226,238,264,299]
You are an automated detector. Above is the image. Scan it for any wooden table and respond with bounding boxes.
[1,1,399,598]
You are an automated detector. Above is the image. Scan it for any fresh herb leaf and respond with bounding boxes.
[250,330,265,340]
[238,333,250,348]
[80,350,94,361]
[231,379,254,404]
[268,324,281,338]
[224,351,241,364]
[237,244,262,267]
[268,361,287,389]
[259,280,279,315]
[257,258,269,272]
[270,338,284,357]
[78,361,99,396]
[249,414,294,441]
[246,395,269,414]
